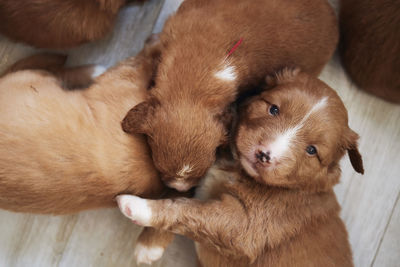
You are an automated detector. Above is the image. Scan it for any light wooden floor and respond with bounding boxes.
[0,0,399,266]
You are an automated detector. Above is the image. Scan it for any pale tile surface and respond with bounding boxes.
[0,0,399,266]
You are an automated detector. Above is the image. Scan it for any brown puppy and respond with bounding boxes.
[0,48,176,264]
[339,0,400,103]
[117,69,363,266]
[0,0,126,48]
[122,0,339,191]
[0,43,164,214]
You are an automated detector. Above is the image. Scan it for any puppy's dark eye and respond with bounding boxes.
[306,145,317,155]
[269,105,279,116]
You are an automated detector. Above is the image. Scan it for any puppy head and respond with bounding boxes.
[236,68,363,191]
[122,97,230,192]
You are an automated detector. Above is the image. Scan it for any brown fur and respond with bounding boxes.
[0,0,126,48]
[0,43,164,214]
[2,53,100,89]
[136,227,175,249]
[122,0,339,191]
[120,70,363,267]
[339,0,400,103]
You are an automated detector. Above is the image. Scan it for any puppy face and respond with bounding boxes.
[236,69,363,191]
[122,98,228,192]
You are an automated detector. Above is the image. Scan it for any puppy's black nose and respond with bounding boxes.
[256,150,271,163]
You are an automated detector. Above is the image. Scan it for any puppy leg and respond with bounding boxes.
[116,195,261,262]
[134,227,174,265]
[2,53,67,76]
[54,65,107,89]
[1,53,105,89]
[52,34,162,91]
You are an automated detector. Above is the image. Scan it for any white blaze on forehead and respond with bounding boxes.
[214,65,237,81]
[267,127,299,159]
[265,97,329,158]
[303,96,328,122]
[176,164,193,177]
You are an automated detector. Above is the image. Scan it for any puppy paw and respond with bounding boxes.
[90,65,107,78]
[116,195,153,226]
[134,243,165,265]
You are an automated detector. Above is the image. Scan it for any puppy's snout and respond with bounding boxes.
[165,179,194,192]
[256,150,271,163]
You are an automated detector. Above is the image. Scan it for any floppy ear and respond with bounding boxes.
[345,129,364,174]
[121,100,155,134]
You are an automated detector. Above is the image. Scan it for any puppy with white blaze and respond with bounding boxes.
[121,0,339,192]
[117,69,364,267]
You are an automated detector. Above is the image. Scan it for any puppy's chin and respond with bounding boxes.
[240,156,273,184]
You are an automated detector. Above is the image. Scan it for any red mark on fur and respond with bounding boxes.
[227,38,243,57]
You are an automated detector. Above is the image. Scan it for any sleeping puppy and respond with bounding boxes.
[117,69,363,266]
[339,0,400,103]
[0,39,164,214]
[121,0,339,192]
[0,0,126,48]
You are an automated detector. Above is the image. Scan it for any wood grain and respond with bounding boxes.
[372,192,400,267]
[0,0,399,266]
[321,55,400,267]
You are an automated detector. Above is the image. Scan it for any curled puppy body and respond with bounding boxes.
[0,42,176,265]
[122,0,339,191]
[118,69,363,267]
[0,0,126,48]
[339,0,400,103]
[0,41,165,214]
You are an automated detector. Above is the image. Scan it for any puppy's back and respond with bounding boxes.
[0,0,124,48]
[162,0,338,83]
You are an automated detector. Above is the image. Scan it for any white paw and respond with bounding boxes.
[134,243,164,265]
[91,65,107,78]
[116,195,152,226]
